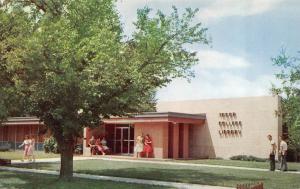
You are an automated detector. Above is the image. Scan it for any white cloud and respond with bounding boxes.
[156,71,279,101]
[198,0,284,22]
[196,50,250,69]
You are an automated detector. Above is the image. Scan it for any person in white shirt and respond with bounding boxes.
[267,134,276,171]
[278,136,282,169]
[279,136,288,171]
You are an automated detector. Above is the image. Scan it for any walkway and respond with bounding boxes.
[0,166,233,189]
[11,156,300,174]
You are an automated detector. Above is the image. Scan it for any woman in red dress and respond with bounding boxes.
[143,134,153,158]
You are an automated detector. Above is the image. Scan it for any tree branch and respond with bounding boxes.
[138,31,181,71]
[27,0,47,12]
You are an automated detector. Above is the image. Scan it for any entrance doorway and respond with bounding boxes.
[114,125,134,155]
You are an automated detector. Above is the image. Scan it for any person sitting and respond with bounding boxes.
[101,137,110,153]
[88,136,96,156]
[95,137,106,155]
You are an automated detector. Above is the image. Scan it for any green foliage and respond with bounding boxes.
[0,5,33,120]
[271,49,300,155]
[1,0,209,177]
[44,137,59,154]
[1,0,208,136]
[230,155,267,162]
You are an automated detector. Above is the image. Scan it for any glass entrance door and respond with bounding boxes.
[114,125,134,155]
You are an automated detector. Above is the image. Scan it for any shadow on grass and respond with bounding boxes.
[78,167,266,187]
[0,171,60,189]
[0,171,172,189]
[11,162,60,171]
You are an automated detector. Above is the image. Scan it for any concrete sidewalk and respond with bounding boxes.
[0,166,234,189]
[11,156,97,164]
[11,156,300,174]
[98,157,300,174]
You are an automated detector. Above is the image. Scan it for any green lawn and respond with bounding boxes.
[172,159,300,171]
[0,171,172,189]
[0,150,59,160]
[12,159,300,189]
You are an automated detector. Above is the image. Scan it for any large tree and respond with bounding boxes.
[0,0,209,179]
[272,49,300,161]
[0,4,31,120]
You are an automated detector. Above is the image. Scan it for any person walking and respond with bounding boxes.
[19,135,31,162]
[267,134,276,171]
[279,136,288,171]
[28,136,36,162]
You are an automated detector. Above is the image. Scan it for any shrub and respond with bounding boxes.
[43,137,59,154]
[230,155,267,162]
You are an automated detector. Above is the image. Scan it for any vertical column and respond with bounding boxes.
[163,123,169,158]
[14,126,17,150]
[173,123,179,159]
[1,126,3,143]
[37,125,40,151]
[83,127,90,156]
[183,124,190,159]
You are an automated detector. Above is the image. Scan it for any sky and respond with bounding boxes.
[116,0,300,101]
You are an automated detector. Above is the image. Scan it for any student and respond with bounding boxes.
[143,134,153,158]
[28,136,36,162]
[278,136,282,170]
[280,136,288,171]
[267,134,277,171]
[134,135,144,158]
[95,137,106,155]
[101,137,109,152]
[88,136,96,156]
[18,135,31,162]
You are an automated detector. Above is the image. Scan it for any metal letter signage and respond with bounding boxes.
[218,112,242,138]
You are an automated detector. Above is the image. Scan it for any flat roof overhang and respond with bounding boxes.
[103,112,206,125]
[1,117,43,126]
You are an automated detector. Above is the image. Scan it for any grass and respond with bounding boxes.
[12,159,300,189]
[3,150,299,171]
[172,159,300,171]
[0,150,59,160]
[0,170,172,189]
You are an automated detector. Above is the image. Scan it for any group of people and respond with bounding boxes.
[19,135,36,162]
[88,136,109,156]
[268,134,288,171]
[134,134,153,158]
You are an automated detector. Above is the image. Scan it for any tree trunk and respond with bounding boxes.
[59,138,74,180]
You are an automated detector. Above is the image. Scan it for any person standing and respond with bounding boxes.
[278,136,282,170]
[267,134,276,171]
[143,134,153,158]
[280,136,288,171]
[134,135,144,158]
[18,135,31,162]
